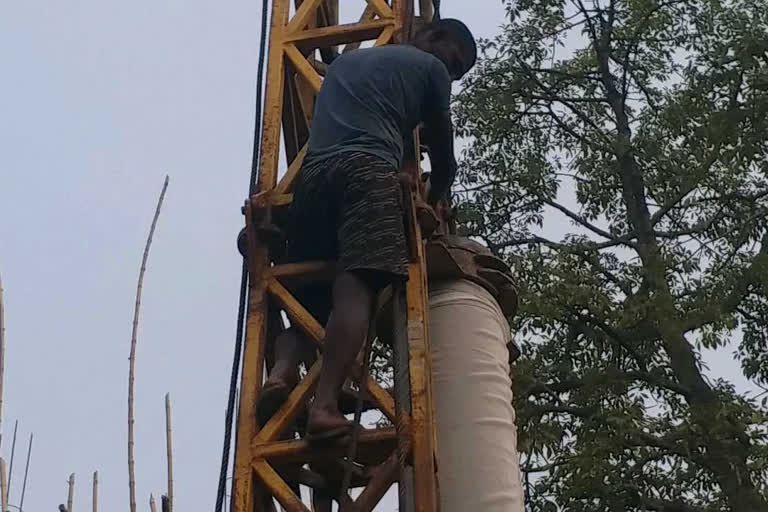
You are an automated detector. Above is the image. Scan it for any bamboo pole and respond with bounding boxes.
[149,494,157,512]
[1,458,8,512]
[19,433,31,511]
[92,471,98,512]
[165,394,173,512]
[0,269,6,450]
[67,473,75,512]
[128,176,169,512]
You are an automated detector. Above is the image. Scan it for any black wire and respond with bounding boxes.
[215,261,248,512]
[215,0,271,510]
[432,0,441,19]
[250,0,271,196]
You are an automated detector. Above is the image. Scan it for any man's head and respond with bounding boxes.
[412,18,477,80]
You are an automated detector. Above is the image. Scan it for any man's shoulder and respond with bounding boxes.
[338,44,441,67]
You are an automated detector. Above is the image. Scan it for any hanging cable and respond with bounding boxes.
[215,262,248,512]
[250,0,271,196]
[215,0,271,510]
[432,0,441,20]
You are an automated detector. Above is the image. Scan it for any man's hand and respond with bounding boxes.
[397,170,417,190]
[415,196,440,237]
[403,171,440,236]
[435,199,453,222]
[422,109,457,206]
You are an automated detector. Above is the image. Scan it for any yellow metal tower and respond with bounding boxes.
[231,1,440,511]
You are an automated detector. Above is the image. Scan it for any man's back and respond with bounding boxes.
[306,45,451,169]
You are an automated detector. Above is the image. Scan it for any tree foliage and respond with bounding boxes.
[454,0,768,509]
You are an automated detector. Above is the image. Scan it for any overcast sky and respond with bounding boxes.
[1,1,760,510]
[0,2,514,510]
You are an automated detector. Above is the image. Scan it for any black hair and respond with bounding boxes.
[429,18,477,73]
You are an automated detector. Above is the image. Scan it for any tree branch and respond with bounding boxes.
[619,0,688,102]
[566,311,654,371]
[573,0,600,48]
[522,378,585,398]
[622,370,690,397]
[637,495,706,512]
[682,233,768,332]
[520,60,615,145]
[543,198,635,246]
[571,246,635,296]
[649,78,751,227]
[491,236,563,249]
[530,94,609,104]
[527,404,597,418]
[627,431,691,457]
[653,205,729,238]
[545,105,613,153]
[521,460,570,473]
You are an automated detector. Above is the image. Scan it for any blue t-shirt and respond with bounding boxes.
[305,45,452,169]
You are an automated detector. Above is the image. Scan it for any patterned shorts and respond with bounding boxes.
[286,152,409,312]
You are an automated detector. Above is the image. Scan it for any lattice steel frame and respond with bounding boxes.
[232,1,439,511]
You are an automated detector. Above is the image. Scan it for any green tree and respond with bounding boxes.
[454,0,768,509]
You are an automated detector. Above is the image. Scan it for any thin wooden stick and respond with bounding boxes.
[67,473,75,512]
[18,433,31,510]
[7,420,17,498]
[128,176,169,512]
[0,269,6,451]
[165,393,173,512]
[1,458,8,512]
[92,471,98,512]
[149,494,157,512]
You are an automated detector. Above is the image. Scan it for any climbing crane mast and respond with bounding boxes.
[230,1,440,510]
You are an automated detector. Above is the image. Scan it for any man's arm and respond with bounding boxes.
[422,109,458,206]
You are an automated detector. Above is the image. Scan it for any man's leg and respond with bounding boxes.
[258,285,332,425]
[267,327,310,386]
[257,327,315,425]
[304,153,409,438]
[306,271,378,435]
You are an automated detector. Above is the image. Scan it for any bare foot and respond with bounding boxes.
[306,405,354,440]
[267,368,298,390]
[257,373,297,425]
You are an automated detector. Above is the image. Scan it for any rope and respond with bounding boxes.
[215,0,270,510]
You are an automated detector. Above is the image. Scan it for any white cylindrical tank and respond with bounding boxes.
[429,279,524,512]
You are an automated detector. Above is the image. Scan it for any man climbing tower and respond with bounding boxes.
[257,19,478,441]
